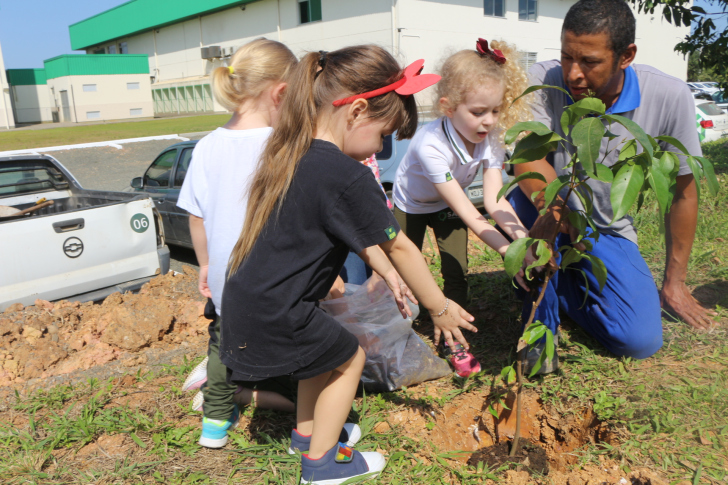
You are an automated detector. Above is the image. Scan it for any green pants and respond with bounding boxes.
[202,312,238,421]
[202,306,296,420]
[394,206,469,307]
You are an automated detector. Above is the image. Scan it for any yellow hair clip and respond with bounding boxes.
[228,65,235,75]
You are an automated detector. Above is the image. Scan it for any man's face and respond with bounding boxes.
[560,30,622,103]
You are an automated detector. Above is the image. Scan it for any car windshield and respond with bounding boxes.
[0,162,67,196]
[712,91,727,103]
[697,102,724,117]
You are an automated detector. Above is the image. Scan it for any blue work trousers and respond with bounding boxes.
[508,188,663,359]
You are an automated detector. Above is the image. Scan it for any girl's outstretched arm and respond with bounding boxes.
[434,178,513,256]
[357,245,417,318]
[480,167,528,241]
[189,215,212,299]
[379,233,477,350]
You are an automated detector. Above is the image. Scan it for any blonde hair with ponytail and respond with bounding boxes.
[228,45,418,275]
[211,38,297,112]
[433,40,532,144]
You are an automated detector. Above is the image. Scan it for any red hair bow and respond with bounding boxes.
[332,59,441,107]
[476,38,506,64]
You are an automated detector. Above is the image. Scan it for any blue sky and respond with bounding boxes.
[0,0,123,69]
[0,0,726,70]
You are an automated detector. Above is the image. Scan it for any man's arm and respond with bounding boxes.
[661,174,717,329]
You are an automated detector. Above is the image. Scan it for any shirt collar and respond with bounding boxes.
[442,117,485,165]
[564,65,641,114]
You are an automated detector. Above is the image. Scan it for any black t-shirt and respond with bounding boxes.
[220,139,399,380]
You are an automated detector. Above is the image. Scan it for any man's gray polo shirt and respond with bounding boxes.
[528,61,699,244]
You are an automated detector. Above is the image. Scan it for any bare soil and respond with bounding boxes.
[0,264,671,484]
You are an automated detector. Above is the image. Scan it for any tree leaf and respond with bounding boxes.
[648,165,671,220]
[545,328,555,360]
[560,247,584,270]
[572,117,605,174]
[511,84,573,107]
[567,267,590,309]
[654,135,690,155]
[542,176,570,209]
[571,97,607,115]
[618,139,637,162]
[504,237,534,279]
[525,239,552,277]
[684,156,703,201]
[610,163,645,222]
[497,171,547,201]
[567,210,587,234]
[525,325,547,344]
[504,120,553,145]
[694,155,719,197]
[560,110,572,136]
[605,114,653,158]
[510,144,557,165]
[584,254,608,293]
[593,163,614,183]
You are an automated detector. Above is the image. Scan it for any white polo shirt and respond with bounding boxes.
[392,117,505,214]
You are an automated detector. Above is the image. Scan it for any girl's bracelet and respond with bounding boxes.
[430,298,449,317]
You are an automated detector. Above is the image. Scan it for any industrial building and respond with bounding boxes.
[0,42,16,129]
[6,55,153,125]
[66,0,690,116]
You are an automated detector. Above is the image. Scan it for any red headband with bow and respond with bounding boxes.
[332,59,441,107]
[476,38,506,64]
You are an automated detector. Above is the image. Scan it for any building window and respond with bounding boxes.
[82,84,97,92]
[86,111,101,119]
[519,52,538,71]
[130,108,143,116]
[127,82,140,90]
[119,42,128,54]
[108,45,117,54]
[484,0,505,17]
[519,0,538,21]
[92,49,105,55]
[299,0,322,24]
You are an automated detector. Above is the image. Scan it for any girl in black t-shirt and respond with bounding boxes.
[222,45,478,485]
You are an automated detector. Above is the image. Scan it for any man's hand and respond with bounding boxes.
[660,281,717,330]
[529,204,584,250]
[198,264,212,299]
[324,275,346,301]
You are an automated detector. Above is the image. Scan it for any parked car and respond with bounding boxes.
[711,90,727,113]
[695,98,728,143]
[688,81,720,95]
[132,129,502,247]
[130,140,197,248]
[0,154,170,311]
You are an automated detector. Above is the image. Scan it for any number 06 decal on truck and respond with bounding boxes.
[130,213,150,233]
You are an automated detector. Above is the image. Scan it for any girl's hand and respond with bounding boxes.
[430,299,477,350]
[198,264,213,299]
[324,275,346,301]
[381,269,418,318]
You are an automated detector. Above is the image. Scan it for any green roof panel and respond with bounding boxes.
[69,0,256,50]
[43,55,149,80]
[6,69,47,86]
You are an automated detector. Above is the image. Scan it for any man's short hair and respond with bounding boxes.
[562,0,636,60]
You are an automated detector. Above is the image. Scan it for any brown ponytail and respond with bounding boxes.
[228,45,419,275]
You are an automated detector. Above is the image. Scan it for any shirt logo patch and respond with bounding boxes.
[445,172,453,182]
[385,226,397,240]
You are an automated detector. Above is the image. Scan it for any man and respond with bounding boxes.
[508,0,716,370]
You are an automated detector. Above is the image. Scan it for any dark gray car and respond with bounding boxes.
[131,133,504,248]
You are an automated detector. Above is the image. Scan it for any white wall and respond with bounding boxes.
[11,85,54,124]
[47,73,153,122]
[83,0,690,114]
[0,42,16,129]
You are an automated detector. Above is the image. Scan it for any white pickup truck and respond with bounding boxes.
[0,154,170,311]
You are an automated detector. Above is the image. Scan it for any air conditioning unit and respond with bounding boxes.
[201,46,222,59]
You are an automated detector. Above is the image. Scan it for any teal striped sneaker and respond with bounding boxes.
[199,405,239,448]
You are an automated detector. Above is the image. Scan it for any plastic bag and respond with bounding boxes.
[320,276,451,392]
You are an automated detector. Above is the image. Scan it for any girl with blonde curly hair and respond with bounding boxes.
[391,39,532,378]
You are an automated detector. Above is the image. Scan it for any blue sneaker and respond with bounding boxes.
[300,442,385,484]
[288,423,362,454]
[198,405,239,448]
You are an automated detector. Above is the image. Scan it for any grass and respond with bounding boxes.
[0,114,230,151]
[0,141,726,484]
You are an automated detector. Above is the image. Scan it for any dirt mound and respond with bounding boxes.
[0,267,209,387]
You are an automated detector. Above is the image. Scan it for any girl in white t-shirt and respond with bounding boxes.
[392,39,532,377]
[176,39,297,449]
